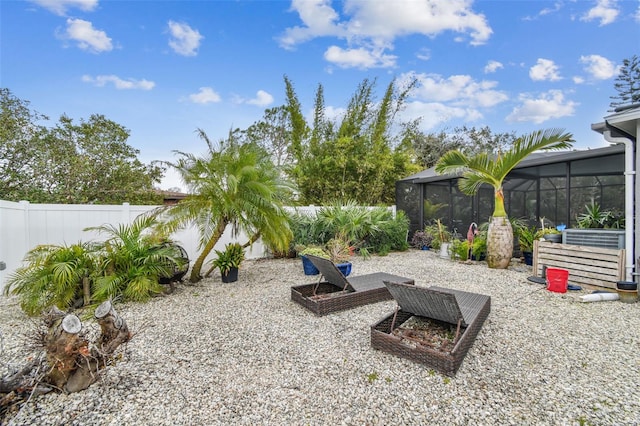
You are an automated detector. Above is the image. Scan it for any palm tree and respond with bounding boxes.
[163,130,294,282]
[435,128,574,268]
[4,242,99,316]
[87,213,183,302]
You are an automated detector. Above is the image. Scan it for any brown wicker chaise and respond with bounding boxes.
[371,282,491,376]
[290,254,415,316]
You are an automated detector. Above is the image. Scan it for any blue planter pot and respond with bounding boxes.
[301,256,352,276]
[301,255,320,275]
[337,262,352,277]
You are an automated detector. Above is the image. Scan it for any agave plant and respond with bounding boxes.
[4,242,100,316]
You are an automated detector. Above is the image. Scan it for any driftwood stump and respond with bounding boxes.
[64,301,131,393]
[1,300,132,416]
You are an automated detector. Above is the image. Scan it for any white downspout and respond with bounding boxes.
[603,128,634,281]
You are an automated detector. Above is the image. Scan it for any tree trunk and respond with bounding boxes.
[45,313,85,390]
[0,300,132,404]
[486,216,513,269]
[82,276,91,306]
[65,300,131,393]
[190,219,228,283]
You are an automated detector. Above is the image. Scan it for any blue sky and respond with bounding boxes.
[2,0,639,191]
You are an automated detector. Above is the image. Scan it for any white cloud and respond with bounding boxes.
[232,90,274,106]
[416,48,431,61]
[29,0,98,16]
[523,1,564,20]
[324,45,397,69]
[246,90,274,107]
[168,21,203,56]
[63,18,112,53]
[233,90,273,107]
[636,1,640,22]
[188,87,221,104]
[581,0,619,26]
[340,0,493,45]
[279,0,346,48]
[279,0,492,69]
[402,101,483,130]
[82,75,155,90]
[484,60,503,73]
[580,54,619,79]
[539,1,563,16]
[506,90,577,124]
[573,76,586,84]
[529,58,562,81]
[403,72,508,108]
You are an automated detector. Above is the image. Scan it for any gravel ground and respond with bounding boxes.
[1,250,639,426]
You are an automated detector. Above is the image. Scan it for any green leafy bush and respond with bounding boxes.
[5,213,183,315]
[289,202,408,257]
[4,242,99,316]
[450,239,470,261]
[89,215,181,303]
[577,200,624,229]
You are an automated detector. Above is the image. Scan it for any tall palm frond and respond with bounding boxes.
[435,128,574,216]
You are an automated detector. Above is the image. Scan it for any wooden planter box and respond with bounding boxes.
[533,240,626,289]
[371,284,491,376]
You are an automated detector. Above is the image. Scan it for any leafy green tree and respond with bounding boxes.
[435,129,573,269]
[281,77,420,205]
[0,89,164,204]
[409,125,518,169]
[163,130,294,282]
[242,106,293,168]
[610,55,640,111]
[0,88,50,202]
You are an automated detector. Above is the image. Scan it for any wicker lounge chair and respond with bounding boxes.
[290,254,415,316]
[371,282,491,376]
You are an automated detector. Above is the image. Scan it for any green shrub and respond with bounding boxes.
[450,239,470,261]
[89,215,181,303]
[4,242,99,316]
[288,202,408,257]
[366,210,410,253]
[5,213,182,315]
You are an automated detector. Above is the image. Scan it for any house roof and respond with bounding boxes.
[592,103,640,140]
[400,144,625,184]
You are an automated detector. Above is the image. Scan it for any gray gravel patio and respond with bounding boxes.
[1,249,639,425]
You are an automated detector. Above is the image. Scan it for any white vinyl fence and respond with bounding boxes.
[0,200,269,291]
[0,201,396,291]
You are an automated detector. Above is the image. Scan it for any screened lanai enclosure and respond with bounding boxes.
[396,144,625,237]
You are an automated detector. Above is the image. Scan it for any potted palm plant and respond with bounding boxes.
[211,243,245,283]
[517,225,537,265]
[326,235,353,276]
[435,129,573,269]
[471,229,487,261]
